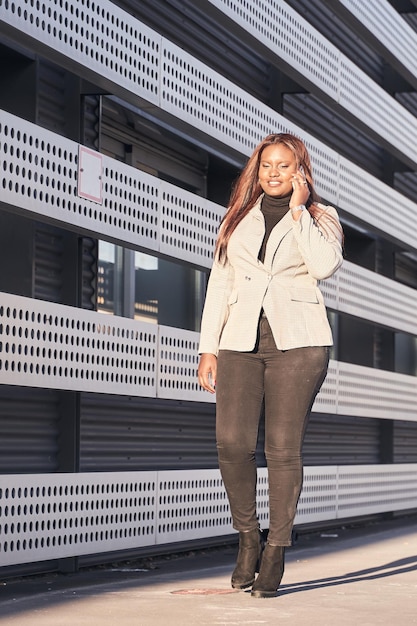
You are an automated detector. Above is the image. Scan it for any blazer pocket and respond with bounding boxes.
[227,290,238,305]
[222,290,238,330]
[289,287,319,303]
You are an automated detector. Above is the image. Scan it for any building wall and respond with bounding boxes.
[1,0,417,574]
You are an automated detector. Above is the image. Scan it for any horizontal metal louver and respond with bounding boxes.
[79,394,217,471]
[283,93,384,179]
[100,96,209,194]
[303,414,380,465]
[80,237,98,311]
[37,59,68,134]
[34,224,97,309]
[113,0,270,100]
[79,395,385,471]
[394,421,417,463]
[394,171,417,206]
[33,224,66,303]
[0,386,60,474]
[285,0,384,83]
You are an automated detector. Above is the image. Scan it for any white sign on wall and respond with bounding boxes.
[77,145,103,204]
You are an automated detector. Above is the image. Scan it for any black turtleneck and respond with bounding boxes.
[258,193,291,263]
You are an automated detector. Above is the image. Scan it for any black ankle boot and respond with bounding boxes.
[231,528,264,589]
[251,543,285,598]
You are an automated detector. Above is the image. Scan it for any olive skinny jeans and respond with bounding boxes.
[216,315,329,546]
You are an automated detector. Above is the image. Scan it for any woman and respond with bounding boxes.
[198,133,343,598]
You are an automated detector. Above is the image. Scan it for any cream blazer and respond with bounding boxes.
[198,197,343,355]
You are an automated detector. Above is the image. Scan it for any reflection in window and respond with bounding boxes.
[134,252,159,323]
[97,241,116,315]
[98,241,206,331]
[134,251,206,331]
[395,333,417,376]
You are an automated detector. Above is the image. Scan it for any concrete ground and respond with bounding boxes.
[1,515,416,626]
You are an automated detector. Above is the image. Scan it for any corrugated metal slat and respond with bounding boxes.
[304,414,380,465]
[394,420,417,462]
[113,0,270,100]
[0,386,60,474]
[80,394,217,471]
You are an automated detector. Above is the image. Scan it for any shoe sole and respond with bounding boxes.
[231,579,255,590]
[251,589,278,598]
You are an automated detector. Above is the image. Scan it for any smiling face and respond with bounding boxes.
[258,143,298,197]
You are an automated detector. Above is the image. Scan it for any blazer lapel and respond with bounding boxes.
[241,201,265,261]
[263,211,293,269]
[237,197,293,267]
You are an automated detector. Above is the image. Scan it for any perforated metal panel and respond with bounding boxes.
[2,114,417,335]
[1,107,417,264]
[206,0,340,98]
[0,112,161,250]
[333,259,417,335]
[156,470,233,544]
[204,0,417,165]
[338,361,417,421]
[1,464,416,567]
[338,56,415,161]
[102,158,160,252]
[160,39,291,156]
[283,92,385,179]
[157,326,202,401]
[115,0,272,101]
[0,471,157,566]
[284,0,383,83]
[0,291,214,402]
[159,186,222,269]
[1,291,417,416]
[0,110,222,270]
[338,0,417,85]
[318,272,338,309]
[336,464,417,518]
[313,360,338,415]
[0,292,157,397]
[0,0,161,104]
[296,466,338,523]
[1,0,417,168]
[337,155,417,249]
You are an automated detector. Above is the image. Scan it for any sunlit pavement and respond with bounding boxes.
[1,515,416,626]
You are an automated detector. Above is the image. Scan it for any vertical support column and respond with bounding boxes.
[123,248,136,318]
[267,67,305,114]
[379,419,394,464]
[0,212,34,297]
[57,233,84,573]
[57,390,81,573]
[379,419,394,521]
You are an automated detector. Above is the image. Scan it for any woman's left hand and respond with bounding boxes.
[198,353,217,394]
[290,169,310,210]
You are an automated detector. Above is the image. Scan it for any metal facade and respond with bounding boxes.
[1,0,417,574]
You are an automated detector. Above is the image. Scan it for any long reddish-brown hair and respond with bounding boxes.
[215,133,342,262]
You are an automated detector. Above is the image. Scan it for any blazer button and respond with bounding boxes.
[245,276,251,281]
